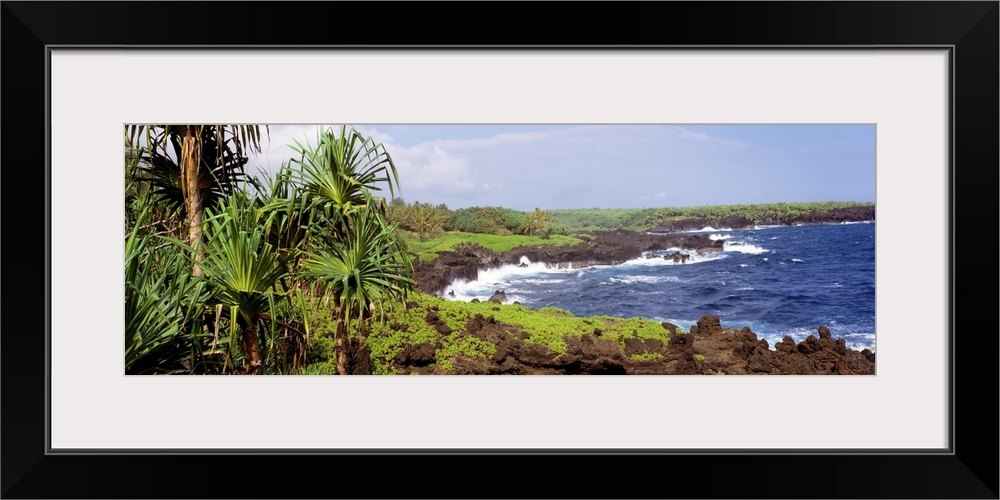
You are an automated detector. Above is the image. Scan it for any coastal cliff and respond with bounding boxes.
[401,219,875,376]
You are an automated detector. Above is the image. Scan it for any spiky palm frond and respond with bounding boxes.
[125,209,215,374]
[300,208,413,332]
[257,162,319,256]
[288,125,401,213]
[196,195,295,327]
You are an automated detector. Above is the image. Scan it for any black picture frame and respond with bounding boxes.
[3,2,997,498]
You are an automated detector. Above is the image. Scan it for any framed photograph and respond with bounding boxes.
[4,2,996,498]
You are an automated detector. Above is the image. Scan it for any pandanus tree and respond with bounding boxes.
[126,125,267,275]
[170,194,295,374]
[301,206,413,374]
[287,125,401,221]
[285,126,412,374]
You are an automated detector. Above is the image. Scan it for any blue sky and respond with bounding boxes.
[248,124,875,212]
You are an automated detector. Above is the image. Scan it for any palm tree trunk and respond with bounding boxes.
[335,315,350,375]
[332,300,351,375]
[181,125,204,276]
[242,325,263,375]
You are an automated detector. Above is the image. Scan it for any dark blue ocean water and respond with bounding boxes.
[442,222,876,351]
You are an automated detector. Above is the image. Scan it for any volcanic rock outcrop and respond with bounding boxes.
[412,243,501,296]
[412,231,725,295]
[387,313,875,375]
[647,215,754,233]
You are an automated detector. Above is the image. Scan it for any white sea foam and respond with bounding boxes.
[473,261,574,284]
[842,333,876,352]
[441,256,578,302]
[652,317,696,331]
[606,275,681,285]
[791,258,806,263]
[709,233,731,241]
[723,241,768,254]
[739,264,749,268]
[519,278,566,285]
[446,286,531,304]
[643,248,683,256]
[687,226,736,233]
[620,252,727,267]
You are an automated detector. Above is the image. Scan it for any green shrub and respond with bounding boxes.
[359,291,676,373]
[307,333,335,363]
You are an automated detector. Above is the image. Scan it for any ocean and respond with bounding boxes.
[440,222,876,352]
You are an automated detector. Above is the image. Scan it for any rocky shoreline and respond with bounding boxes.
[404,216,876,375]
[412,230,727,296]
[384,313,875,375]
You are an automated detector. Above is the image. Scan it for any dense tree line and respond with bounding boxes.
[548,201,875,232]
[388,200,567,239]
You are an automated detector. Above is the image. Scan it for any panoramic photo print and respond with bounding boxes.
[124,124,876,375]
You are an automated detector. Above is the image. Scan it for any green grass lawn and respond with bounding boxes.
[403,231,583,261]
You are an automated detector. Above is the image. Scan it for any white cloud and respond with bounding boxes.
[246,124,322,178]
[241,124,479,201]
[392,144,476,195]
[353,125,397,146]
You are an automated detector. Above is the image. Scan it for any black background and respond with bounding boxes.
[2,2,997,498]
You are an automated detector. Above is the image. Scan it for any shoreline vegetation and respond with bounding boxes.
[125,125,875,375]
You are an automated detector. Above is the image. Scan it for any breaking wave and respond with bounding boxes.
[723,241,768,254]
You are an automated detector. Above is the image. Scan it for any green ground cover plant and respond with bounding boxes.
[363,292,678,373]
